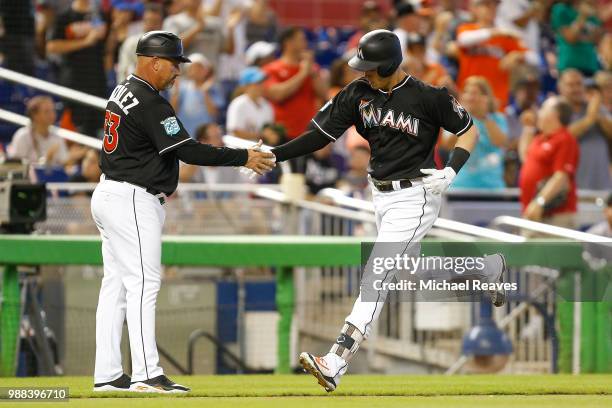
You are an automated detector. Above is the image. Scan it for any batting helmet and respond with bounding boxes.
[348,30,402,77]
[136,31,191,63]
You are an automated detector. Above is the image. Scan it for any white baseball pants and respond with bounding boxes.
[345,181,441,338]
[90,177,165,383]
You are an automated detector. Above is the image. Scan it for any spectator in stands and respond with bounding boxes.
[68,148,101,184]
[595,71,612,112]
[245,0,278,45]
[163,0,238,69]
[449,76,509,190]
[429,0,471,78]
[558,69,612,190]
[0,0,36,76]
[245,41,276,67]
[503,74,541,187]
[104,1,140,80]
[328,57,366,154]
[393,2,425,58]
[337,145,371,201]
[295,143,346,196]
[519,96,579,227]
[171,53,224,136]
[328,57,360,98]
[263,27,327,139]
[205,0,249,123]
[402,33,455,91]
[8,96,69,166]
[495,0,547,62]
[47,0,107,137]
[599,33,612,72]
[226,67,274,141]
[586,193,612,237]
[551,0,603,76]
[456,0,533,107]
[258,123,287,184]
[116,3,164,83]
[261,123,287,148]
[505,74,541,141]
[346,1,387,52]
[179,123,241,195]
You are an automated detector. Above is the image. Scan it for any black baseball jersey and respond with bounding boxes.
[312,75,473,181]
[100,74,195,195]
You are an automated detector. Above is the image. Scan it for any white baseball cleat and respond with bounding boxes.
[299,352,345,392]
[489,253,507,307]
[93,373,131,392]
[129,375,190,393]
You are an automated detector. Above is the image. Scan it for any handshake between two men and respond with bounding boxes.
[242,139,277,177]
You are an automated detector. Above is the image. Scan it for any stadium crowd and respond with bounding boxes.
[0,0,611,228]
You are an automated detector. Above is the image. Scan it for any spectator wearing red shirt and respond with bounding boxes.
[346,1,387,52]
[518,96,579,228]
[262,27,327,139]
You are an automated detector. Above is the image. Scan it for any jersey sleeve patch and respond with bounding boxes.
[160,116,181,137]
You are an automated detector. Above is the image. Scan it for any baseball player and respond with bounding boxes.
[270,30,507,392]
[90,31,275,393]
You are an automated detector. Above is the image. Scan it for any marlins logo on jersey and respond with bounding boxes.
[358,99,419,137]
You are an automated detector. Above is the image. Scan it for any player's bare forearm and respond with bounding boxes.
[453,125,478,154]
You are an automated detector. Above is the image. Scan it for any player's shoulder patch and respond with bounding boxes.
[160,116,181,136]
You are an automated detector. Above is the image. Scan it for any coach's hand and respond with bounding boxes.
[245,140,276,175]
[420,167,456,195]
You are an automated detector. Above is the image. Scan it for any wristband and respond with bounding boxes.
[446,147,471,174]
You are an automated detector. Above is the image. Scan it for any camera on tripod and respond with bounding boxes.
[0,158,47,233]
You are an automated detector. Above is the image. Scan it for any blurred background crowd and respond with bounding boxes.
[0,0,610,228]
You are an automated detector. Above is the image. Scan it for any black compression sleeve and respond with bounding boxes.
[271,128,332,162]
[175,141,248,166]
[447,147,471,174]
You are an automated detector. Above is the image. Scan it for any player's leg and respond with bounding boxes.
[115,190,189,393]
[300,186,440,391]
[91,187,130,390]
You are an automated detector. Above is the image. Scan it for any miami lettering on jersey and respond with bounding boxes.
[358,99,419,137]
[108,84,140,115]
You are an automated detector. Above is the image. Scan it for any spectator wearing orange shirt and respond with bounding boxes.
[456,0,536,108]
[262,27,327,139]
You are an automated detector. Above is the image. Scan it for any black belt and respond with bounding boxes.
[371,178,414,192]
[105,175,165,204]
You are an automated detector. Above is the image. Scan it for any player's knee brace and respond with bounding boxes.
[330,322,363,362]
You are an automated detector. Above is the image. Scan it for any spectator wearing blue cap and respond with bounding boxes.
[116,3,164,83]
[226,67,274,141]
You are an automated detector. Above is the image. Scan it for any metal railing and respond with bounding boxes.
[491,216,612,243]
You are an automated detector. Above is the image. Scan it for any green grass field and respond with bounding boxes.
[0,374,610,407]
